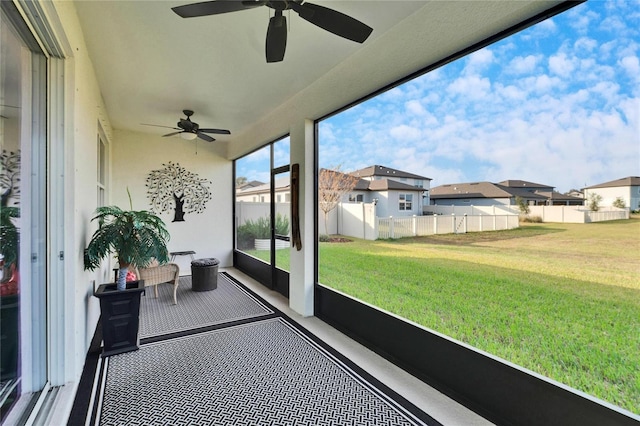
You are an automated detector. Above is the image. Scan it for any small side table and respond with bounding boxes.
[170,251,196,262]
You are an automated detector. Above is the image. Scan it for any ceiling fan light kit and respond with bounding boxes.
[180,132,198,140]
[172,0,373,63]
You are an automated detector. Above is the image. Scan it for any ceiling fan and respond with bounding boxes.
[142,109,231,142]
[171,0,374,63]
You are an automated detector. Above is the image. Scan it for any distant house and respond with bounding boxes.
[235,178,289,203]
[349,165,432,207]
[430,180,583,206]
[583,177,640,211]
[565,189,584,199]
[499,180,584,206]
[347,176,426,217]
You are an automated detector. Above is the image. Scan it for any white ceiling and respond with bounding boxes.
[74,0,567,157]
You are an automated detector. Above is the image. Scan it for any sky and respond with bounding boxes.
[318,0,640,193]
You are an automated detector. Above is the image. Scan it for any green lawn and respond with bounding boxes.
[243,216,640,413]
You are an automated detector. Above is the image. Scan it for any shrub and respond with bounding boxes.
[236,223,256,250]
[236,214,290,249]
[319,234,331,242]
[516,196,530,215]
[275,213,289,236]
[588,193,602,211]
[521,215,543,223]
[612,197,626,209]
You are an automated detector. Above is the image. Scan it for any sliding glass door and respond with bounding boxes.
[1,4,48,422]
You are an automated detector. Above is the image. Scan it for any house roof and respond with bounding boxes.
[320,168,425,192]
[430,182,515,199]
[237,180,265,190]
[350,165,431,181]
[500,186,549,200]
[498,180,554,190]
[583,176,640,189]
[431,181,586,203]
[534,190,584,202]
[367,179,425,192]
[236,177,290,195]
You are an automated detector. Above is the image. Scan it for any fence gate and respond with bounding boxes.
[454,215,466,234]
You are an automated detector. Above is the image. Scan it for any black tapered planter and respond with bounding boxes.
[0,294,19,380]
[94,280,145,357]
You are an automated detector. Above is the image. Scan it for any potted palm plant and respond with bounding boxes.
[84,191,170,356]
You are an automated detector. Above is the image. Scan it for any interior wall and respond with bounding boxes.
[111,130,233,273]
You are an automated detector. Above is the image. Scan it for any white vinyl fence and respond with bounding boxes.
[376,214,519,239]
[325,204,520,240]
[426,205,629,223]
[522,206,628,223]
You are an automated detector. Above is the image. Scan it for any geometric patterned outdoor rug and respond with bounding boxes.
[86,273,442,426]
[139,273,274,340]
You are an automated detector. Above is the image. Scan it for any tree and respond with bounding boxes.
[612,197,626,209]
[587,193,602,211]
[515,196,530,216]
[146,161,211,222]
[318,167,359,235]
[236,176,248,187]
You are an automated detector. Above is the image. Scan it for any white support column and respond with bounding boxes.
[288,119,315,317]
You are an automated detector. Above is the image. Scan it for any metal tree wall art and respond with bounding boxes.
[146,161,211,222]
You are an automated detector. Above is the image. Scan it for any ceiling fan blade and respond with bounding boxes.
[163,131,184,137]
[199,128,231,135]
[290,2,372,43]
[197,132,215,142]
[142,123,181,130]
[172,0,264,18]
[266,12,287,63]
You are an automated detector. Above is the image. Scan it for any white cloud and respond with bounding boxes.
[389,125,421,141]
[620,55,640,79]
[574,37,598,52]
[495,84,527,102]
[529,74,562,93]
[447,75,491,100]
[549,52,577,77]
[599,40,617,60]
[464,49,494,75]
[508,55,540,74]
[405,100,426,116]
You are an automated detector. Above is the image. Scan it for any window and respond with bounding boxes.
[399,194,413,211]
[97,128,108,207]
[415,179,424,188]
[348,194,363,202]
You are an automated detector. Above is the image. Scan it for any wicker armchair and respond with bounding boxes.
[136,262,180,305]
